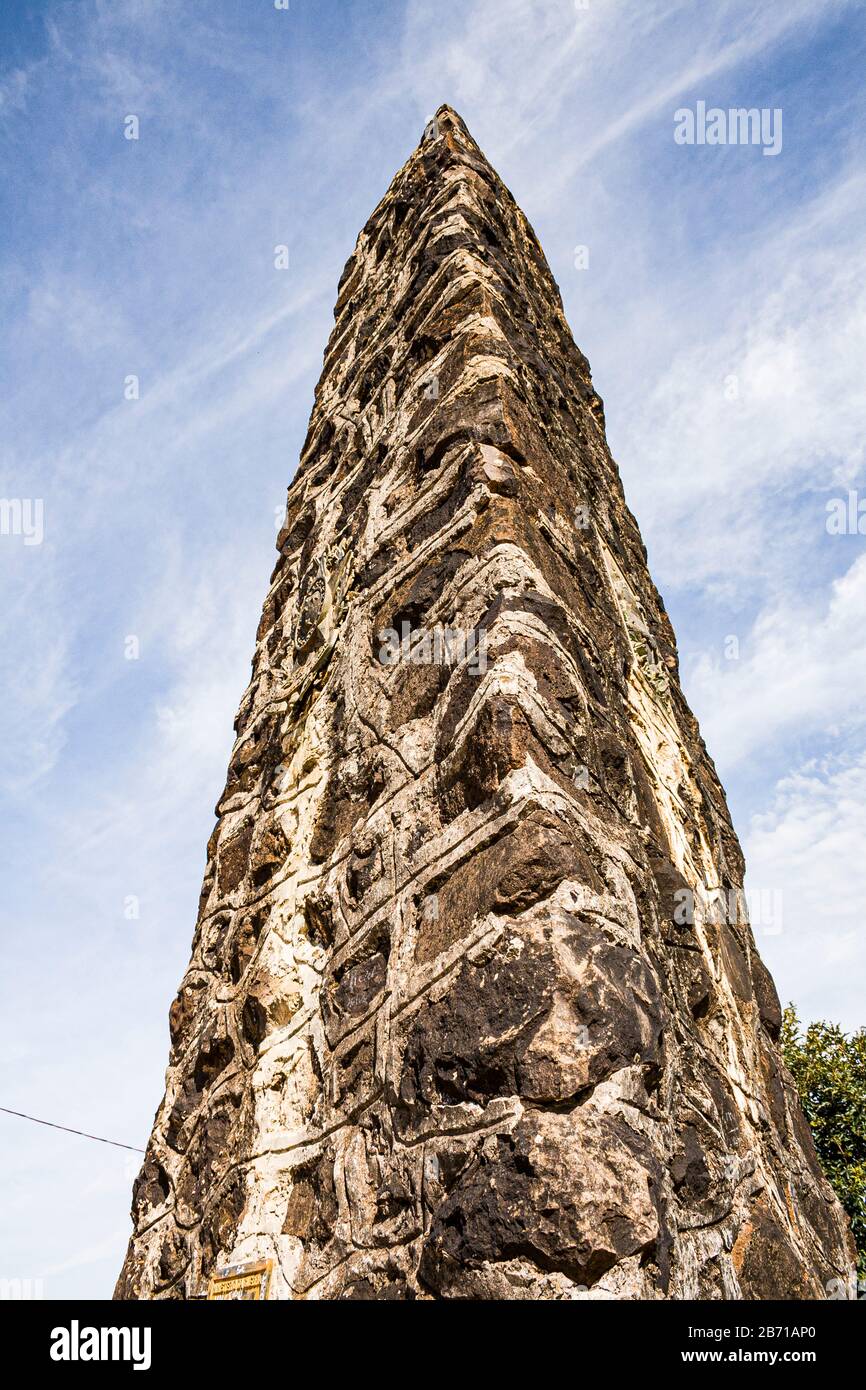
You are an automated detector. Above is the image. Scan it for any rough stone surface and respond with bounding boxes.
[116,106,855,1301]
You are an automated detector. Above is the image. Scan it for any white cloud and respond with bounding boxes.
[686,553,866,769]
[746,752,866,1032]
[611,168,866,593]
[27,277,128,351]
[0,66,32,116]
[0,562,80,794]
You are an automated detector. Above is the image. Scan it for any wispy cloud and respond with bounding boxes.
[688,554,866,769]
[615,164,866,593]
[746,752,866,1031]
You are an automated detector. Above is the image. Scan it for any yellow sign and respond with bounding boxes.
[207,1258,273,1301]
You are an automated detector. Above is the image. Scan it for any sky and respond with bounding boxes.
[0,0,864,1301]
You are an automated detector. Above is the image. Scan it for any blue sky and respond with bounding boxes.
[1,0,864,1300]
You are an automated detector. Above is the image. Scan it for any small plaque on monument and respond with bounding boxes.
[207,1258,273,1301]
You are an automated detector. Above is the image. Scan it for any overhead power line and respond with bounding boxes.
[0,1105,145,1153]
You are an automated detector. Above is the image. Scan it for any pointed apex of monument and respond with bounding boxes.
[430,102,467,127]
[421,103,478,151]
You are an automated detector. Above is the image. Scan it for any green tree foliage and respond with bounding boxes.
[781,1005,866,1277]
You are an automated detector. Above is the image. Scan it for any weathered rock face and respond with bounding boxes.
[116,106,855,1301]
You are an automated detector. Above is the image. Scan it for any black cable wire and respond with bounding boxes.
[0,1105,144,1153]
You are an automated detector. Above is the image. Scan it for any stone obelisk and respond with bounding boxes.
[116,106,855,1300]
